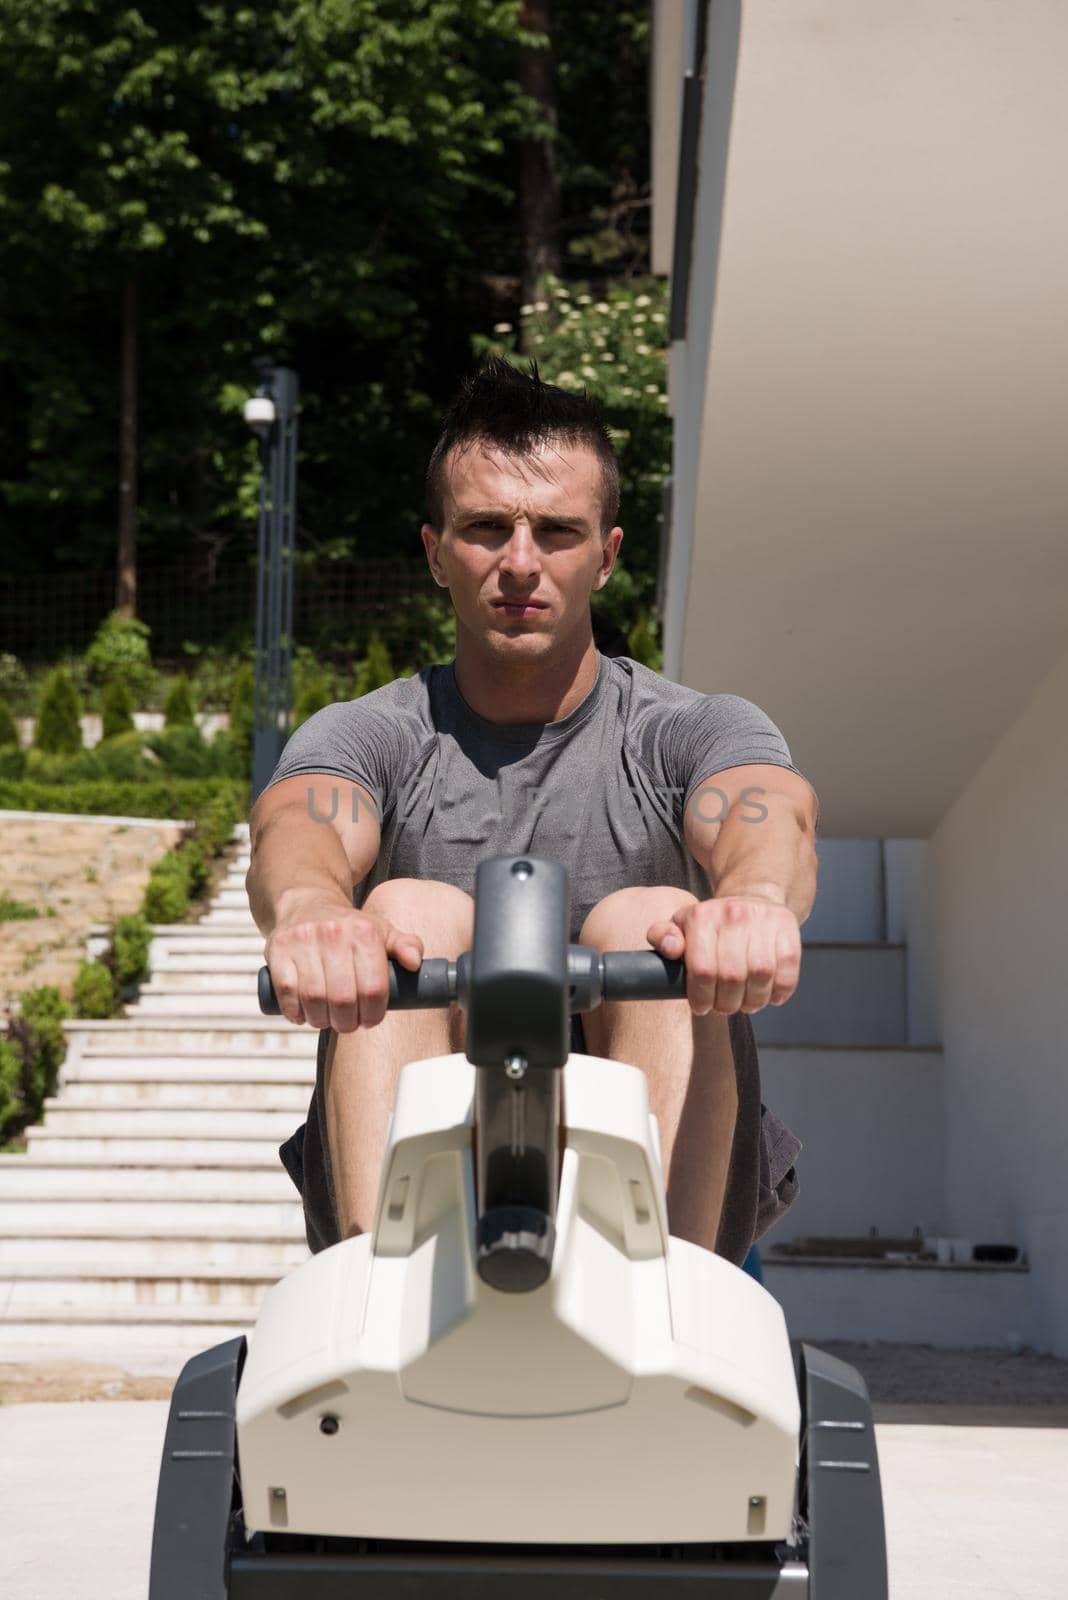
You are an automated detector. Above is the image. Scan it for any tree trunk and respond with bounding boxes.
[116,268,138,617]
[518,0,561,337]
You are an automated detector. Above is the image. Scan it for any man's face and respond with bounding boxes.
[421,438,622,662]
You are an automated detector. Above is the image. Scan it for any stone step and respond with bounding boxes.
[0,1313,251,1371]
[212,888,251,907]
[22,1134,289,1164]
[64,1019,310,1051]
[1,1261,280,1309]
[138,970,265,991]
[146,924,262,941]
[155,952,263,973]
[65,1055,316,1084]
[0,1158,299,1201]
[31,1106,298,1137]
[124,994,266,1016]
[197,911,260,928]
[0,1200,303,1234]
[0,1232,308,1271]
[51,1081,310,1111]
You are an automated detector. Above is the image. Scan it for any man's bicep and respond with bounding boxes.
[250,772,381,882]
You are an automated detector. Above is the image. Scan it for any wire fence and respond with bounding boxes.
[0,559,443,668]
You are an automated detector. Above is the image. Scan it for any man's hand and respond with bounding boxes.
[265,892,424,1033]
[645,895,802,1016]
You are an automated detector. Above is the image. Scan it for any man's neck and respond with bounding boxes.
[452,634,600,727]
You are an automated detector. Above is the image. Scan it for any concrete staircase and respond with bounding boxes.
[0,823,317,1372]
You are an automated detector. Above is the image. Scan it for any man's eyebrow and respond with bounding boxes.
[455,508,590,529]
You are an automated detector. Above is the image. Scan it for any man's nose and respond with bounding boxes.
[500,525,540,578]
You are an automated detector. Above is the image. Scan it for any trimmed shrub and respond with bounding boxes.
[204,729,248,781]
[19,984,72,1100]
[294,674,332,727]
[164,674,196,728]
[0,695,19,749]
[181,838,211,896]
[144,724,213,778]
[34,667,83,754]
[113,913,152,986]
[0,1037,24,1142]
[0,745,26,779]
[230,662,254,753]
[100,677,136,740]
[74,959,118,1019]
[143,853,191,923]
[353,632,395,698]
[85,611,155,698]
[0,776,247,818]
[626,610,663,672]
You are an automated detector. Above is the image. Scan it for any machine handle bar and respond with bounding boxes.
[257,946,687,1018]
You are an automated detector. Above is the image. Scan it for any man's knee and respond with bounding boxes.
[579,885,698,950]
[362,877,474,954]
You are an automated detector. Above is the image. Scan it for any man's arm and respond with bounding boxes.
[682,763,819,925]
[246,773,380,935]
[245,774,422,1031]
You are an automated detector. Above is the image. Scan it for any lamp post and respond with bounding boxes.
[244,360,299,803]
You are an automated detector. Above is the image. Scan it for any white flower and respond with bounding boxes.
[519,304,534,315]
[600,352,614,361]
[576,293,592,305]
[659,393,669,403]
[634,294,651,307]
[632,314,646,324]
[644,383,659,393]
[533,300,549,312]
[581,366,598,379]
[557,370,576,383]
[651,312,666,323]
[594,301,610,313]
[591,333,606,346]
[621,386,635,396]
[493,322,513,334]
[553,285,570,297]
[534,334,544,343]
[636,344,651,355]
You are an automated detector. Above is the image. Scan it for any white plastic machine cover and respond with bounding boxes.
[235,1051,801,1545]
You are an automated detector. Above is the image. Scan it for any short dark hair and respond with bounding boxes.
[425,354,620,536]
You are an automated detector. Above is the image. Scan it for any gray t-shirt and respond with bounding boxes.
[265,652,813,940]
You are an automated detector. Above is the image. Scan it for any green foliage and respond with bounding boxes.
[144,724,213,778]
[163,674,196,727]
[100,676,136,740]
[112,913,152,986]
[0,696,19,749]
[193,785,241,857]
[353,633,396,698]
[85,612,155,698]
[74,958,118,1019]
[34,667,83,754]
[0,655,32,717]
[180,838,211,896]
[0,893,37,920]
[626,609,663,672]
[0,1036,23,1143]
[229,663,255,754]
[143,852,191,923]
[294,674,333,727]
[0,776,247,819]
[18,984,71,1097]
[0,744,26,779]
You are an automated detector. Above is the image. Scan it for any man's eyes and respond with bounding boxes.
[471,521,575,532]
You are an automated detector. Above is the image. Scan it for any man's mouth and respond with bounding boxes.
[492,598,548,617]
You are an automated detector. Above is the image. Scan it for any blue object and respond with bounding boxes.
[742,1244,764,1284]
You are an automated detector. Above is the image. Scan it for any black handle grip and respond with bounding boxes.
[258,958,457,1017]
[258,948,687,1018]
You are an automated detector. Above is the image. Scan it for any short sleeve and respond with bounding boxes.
[665,693,818,832]
[262,698,404,819]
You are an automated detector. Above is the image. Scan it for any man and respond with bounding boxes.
[248,355,819,1263]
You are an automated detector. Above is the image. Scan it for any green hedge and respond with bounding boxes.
[0,984,72,1149]
[0,777,247,818]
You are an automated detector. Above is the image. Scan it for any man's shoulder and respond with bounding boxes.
[604,654,705,717]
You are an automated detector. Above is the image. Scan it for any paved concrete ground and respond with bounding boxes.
[2,1398,1065,1599]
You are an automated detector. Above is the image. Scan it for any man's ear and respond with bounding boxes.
[592,525,624,590]
[421,522,449,587]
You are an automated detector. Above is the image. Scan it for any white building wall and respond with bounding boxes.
[931,642,1068,1354]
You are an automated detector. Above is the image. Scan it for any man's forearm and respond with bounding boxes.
[246,806,358,937]
[707,797,818,925]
